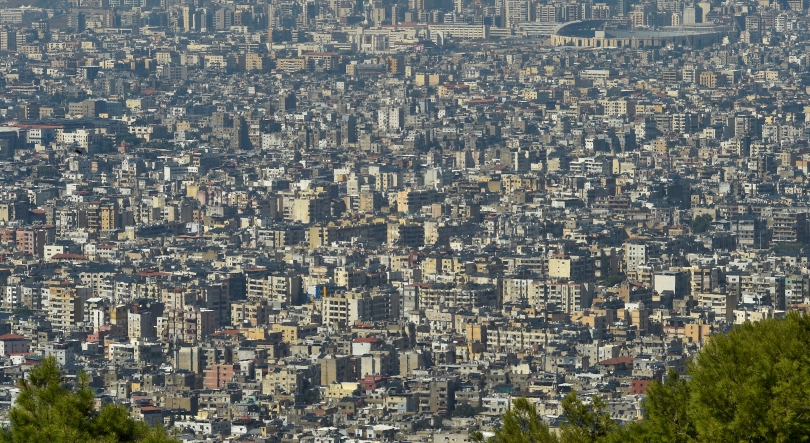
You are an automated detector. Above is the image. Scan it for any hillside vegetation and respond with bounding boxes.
[0,356,178,443]
[476,312,810,443]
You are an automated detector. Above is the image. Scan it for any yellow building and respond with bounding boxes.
[414,72,441,86]
[465,323,487,344]
[324,382,361,399]
[699,71,718,88]
[421,256,468,275]
[272,323,320,342]
[276,58,307,73]
[239,53,265,71]
[46,281,91,328]
[685,323,713,347]
[232,299,269,326]
[308,219,387,249]
[548,257,573,279]
[386,56,403,75]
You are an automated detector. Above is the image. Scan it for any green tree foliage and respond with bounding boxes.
[559,393,617,443]
[117,134,141,147]
[0,356,178,443]
[599,274,626,287]
[689,214,713,234]
[633,370,695,443]
[624,313,810,442]
[773,242,809,255]
[686,312,810,442]
[486,314,810,443]
[298,388,321,405]
[471,397,556,443]
[452,402,483,418]
[472,395,617,443]
[96,138,117,154]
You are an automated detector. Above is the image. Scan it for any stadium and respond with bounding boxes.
[550,20,728,48]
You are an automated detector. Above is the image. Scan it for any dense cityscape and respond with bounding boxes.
[0,0,805,440]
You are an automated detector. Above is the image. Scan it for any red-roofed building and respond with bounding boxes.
[598,356,634,373]
[352,337,381,344]
[0,333,29,356]
[49,253,89,262]
[359,374,388,391]
[351,336,386,357]
[598,356,634,365]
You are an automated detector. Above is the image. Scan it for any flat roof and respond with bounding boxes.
[555,20,726,38]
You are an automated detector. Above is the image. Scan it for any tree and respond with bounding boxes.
[472,397,557,443]
[0,356,178,443]
[298,388,320,405]
[559,393,617,443]
[117,133,141,146]
[452,402,483,418]
[481,315,810,443]
[96,138,116,154]
[3,356,96,443]
[600,274,626,287]
[626,312,810,442]
[627,370,695,443]
[475,394,618,443]
[686,312,810,442]
[689,214,712,234]
[773,242,809,255]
